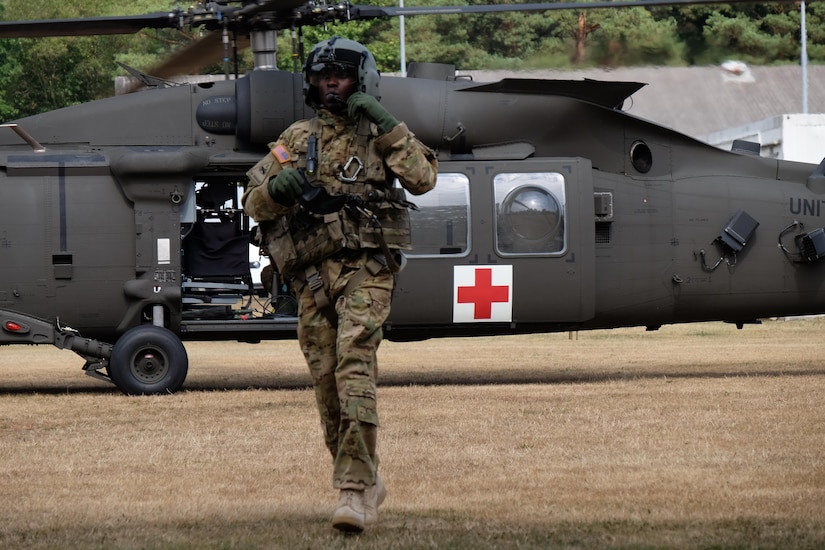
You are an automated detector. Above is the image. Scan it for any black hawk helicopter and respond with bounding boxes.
[0,0,821,394]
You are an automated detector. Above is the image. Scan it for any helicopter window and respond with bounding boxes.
[630,141,653,174]
[406,173,470,256]
[495,173,566,255]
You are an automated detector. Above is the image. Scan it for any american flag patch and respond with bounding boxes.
[271,144,292,164]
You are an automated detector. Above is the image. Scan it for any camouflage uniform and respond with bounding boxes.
[244,108,437,490]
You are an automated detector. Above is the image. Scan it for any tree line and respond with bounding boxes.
[1,0,822,119]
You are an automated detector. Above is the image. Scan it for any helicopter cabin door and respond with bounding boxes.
[389,158,596,336]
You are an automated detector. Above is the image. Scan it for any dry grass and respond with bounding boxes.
[1,319,824,548]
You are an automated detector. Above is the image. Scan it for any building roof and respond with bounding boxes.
[466,64,825,139]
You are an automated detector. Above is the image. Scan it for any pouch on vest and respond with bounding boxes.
[266,210,347,276]
[343,187,413,251]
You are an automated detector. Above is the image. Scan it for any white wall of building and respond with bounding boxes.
[703,113,825,164]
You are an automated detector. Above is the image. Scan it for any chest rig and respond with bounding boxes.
[265,116,414,280]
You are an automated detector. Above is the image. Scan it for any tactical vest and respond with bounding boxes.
[246,116,414,278]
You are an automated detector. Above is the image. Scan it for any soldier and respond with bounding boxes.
[242,37,437,533]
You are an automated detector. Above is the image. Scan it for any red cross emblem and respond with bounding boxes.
[453,265,513,323]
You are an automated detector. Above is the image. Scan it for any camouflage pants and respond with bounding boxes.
[296,255,393,490]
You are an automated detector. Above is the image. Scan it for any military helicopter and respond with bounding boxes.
[0,0,821,395]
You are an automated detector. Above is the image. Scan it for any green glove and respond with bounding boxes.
[267,168,304,206]
[347,91,399,134]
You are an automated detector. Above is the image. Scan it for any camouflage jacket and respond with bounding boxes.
[243,109,438,276]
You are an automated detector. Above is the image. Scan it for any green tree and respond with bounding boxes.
[662,3,817,65]
[0,3,21,119]
[701,4,801,64]
[0,0,194,117]
[588,8,686,66]
[0,0,822,117]
[272,0,567,72]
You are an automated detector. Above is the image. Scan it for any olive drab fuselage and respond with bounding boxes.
[5,63,825,396]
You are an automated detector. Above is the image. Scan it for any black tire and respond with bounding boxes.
[109,325,188,395]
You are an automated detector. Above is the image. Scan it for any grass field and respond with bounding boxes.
[1,319,824,548]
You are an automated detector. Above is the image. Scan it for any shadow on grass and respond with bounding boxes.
[2,365,824,395]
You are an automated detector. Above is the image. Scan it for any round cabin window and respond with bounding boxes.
[501,185,562,242]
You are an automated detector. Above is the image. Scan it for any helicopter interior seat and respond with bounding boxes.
[181,182,253,310]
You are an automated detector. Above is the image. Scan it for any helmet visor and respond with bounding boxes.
[308,62,358,87]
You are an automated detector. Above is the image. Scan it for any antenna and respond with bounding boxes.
[0,124,46,152]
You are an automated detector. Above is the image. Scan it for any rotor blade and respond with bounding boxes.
[0,11,183,39]
[0,0,803,42]
[146,32,251,81]
[354,0,803,19]
[120,31,253,94]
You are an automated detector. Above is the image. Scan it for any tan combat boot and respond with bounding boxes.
[364,474,387,525]
[331,489,366,533]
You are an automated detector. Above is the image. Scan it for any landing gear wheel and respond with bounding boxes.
[109,325,188,395]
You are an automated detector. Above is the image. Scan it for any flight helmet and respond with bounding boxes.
[303,36,381,109]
